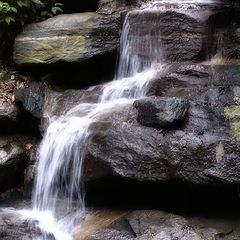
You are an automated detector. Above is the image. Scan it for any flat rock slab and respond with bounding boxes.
[14,12,120,66]
[83,210,240,240]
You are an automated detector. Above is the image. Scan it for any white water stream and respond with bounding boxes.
[20,10,164,240]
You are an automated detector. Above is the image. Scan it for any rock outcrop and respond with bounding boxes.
[82,210,240,240]
[82,64,240,184]
[14,12,120,66]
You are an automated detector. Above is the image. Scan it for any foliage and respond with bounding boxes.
[0,0,63,26]
[0,0,63,65]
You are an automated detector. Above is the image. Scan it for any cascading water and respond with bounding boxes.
[5,0,223,239]
[15,0,223,236]
[18,9,165,240]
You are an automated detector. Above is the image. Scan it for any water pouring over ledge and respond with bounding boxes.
[18,9,165,240]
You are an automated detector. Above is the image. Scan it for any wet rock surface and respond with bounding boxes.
[134,97,189,128]
[19,63,240,185]
[0,210,55,240]
[82,64,240,184]
[83,210,240,240]
[125,10,208,62]
[15,82,45,119]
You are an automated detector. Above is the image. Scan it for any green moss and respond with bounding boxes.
[230,122,240,140]
[224,106,240,120]
[15,35,86,64]
[224,106,240,140]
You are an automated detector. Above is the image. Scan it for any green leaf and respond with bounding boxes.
[5,16,15,24]
[10,7,18,13]
[32,0,45,7]
[40,10,48,16]
[51,6,62,15]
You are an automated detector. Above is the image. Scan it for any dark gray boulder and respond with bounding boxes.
[133,97,189,128]
[82,64,240,184]
[124,10,208,62]
[15,82,45,119]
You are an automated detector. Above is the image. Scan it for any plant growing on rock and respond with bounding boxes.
[0,0,63,64]
[0,0,63,25]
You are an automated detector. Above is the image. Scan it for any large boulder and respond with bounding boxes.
[16,64,240,185]
[82,64,240,184]
[14,12,120,66]
[123,10,208,62]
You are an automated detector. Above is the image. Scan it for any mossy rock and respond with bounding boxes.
[14,12,120,65]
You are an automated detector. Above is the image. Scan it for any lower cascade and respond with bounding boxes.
[1,0,240,239]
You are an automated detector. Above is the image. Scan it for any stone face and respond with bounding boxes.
[81,64,240,184]
[84,111,226,183]
[15,82,45,119]
[14,12,120,66]
[17,65,240,185]
[97,0,139,14]
[0,210,55,240]
[84,210,240,240]
[0,137,27,191]
[133,97,189,128]
[0,104,19,125]
[125,10,207,62]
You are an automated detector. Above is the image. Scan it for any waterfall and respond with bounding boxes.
[20,9,164,240]
[116,10,164,79]
[2,0,225,239]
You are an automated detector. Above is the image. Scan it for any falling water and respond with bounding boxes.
[21,9,165,240]
[116,10,164,79]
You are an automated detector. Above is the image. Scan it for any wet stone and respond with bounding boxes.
[133,97,189,128]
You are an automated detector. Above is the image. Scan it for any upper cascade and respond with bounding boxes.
[140,0,232,11]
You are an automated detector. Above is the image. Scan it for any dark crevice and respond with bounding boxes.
[58,0,100,13]
[0,106,41,138]
[85,176,240,217]
[16,51,118,90]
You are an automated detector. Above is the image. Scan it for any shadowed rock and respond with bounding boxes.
[133,97,189,128]
[0,210,55,240]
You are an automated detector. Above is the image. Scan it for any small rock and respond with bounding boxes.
[15,82,45,119]
[133,97,189,128]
